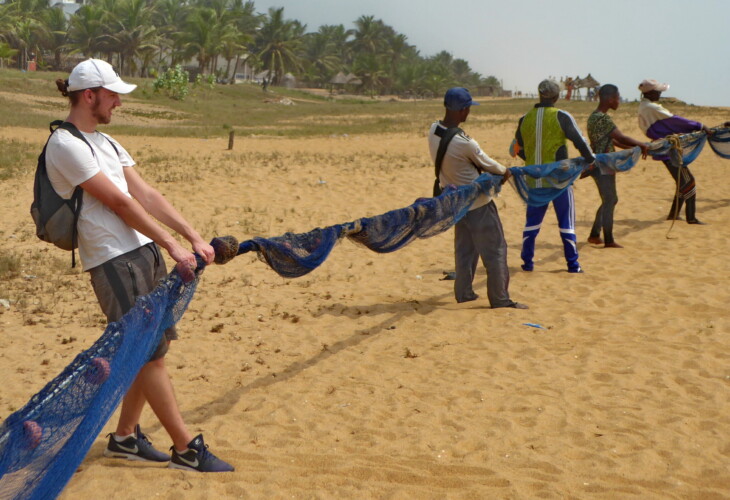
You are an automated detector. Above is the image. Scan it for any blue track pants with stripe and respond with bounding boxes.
[520,186,580,272]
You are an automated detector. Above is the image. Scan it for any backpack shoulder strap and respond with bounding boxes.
[52,121,92,268]
[434,126,463,179]
[57,121,95,155]
[97,131,120,156]
[49,119,63,133]
[57,121,121,157]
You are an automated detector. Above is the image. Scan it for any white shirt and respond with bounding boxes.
[46,128,152,270]
[638,98,673,134]
[428,122,506,210]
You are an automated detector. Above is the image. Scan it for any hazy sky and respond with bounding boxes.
[252,0,730,109]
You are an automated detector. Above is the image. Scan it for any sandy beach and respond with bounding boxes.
[1,101,729,499]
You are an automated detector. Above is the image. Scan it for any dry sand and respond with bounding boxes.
[0,105,729,499]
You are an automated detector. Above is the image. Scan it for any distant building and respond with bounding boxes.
[49,0,85,17]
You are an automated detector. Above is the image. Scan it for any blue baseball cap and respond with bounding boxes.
[444,87,479,111]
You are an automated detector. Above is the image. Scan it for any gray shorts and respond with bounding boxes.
[89,243,177,361]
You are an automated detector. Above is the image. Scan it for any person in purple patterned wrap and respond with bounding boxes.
[637,79,714,224]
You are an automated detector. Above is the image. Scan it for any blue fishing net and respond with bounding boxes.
[237,174,500,278]
[509,147,641,207]
[648,130,707,166]
[0,265,202,500]
[509,127,730,207]
[0,174,501,499]
[708,127,730,159]
[4,127,727,499]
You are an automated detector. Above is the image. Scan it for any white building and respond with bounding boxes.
[49,0,85,17]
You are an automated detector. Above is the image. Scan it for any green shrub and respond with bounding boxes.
[153,65,190,101]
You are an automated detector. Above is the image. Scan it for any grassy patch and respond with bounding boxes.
[1,67,687,141]
[0,252,21,279]
[0,69,441,138]
[0,138,37,180]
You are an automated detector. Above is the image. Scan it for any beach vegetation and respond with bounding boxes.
[0,252,21,279]
[0,137,36,180]
[0,0,504,98]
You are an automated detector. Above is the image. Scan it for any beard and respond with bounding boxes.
[91,99,112,124]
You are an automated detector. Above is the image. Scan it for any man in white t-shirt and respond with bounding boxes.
[46,59,232,472]
[428,87,527,309]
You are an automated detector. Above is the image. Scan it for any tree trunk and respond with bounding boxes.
[230,54,240,84]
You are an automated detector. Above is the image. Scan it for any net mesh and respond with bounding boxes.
[0,266,201,500]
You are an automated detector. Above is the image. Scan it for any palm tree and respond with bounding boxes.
[0,41,19,68]
[180,6,218,74]
[151,0,192,68]
[91,0,123,63]
[38,5,67,70]
[227,0,260,82]
[253,7,304,85]
[353,53,386,96]
[451,58,482,88]
[300,30,340,87]
[0,1,46,68]
[421,57,452,97]
[382,32,413,94]
[65,4,106,58]
[351,15,384,56]
[318,24,352,68]
[430,50,454,70]
[0,3,19,44]
[199,0,232,74]
[0,0,503,100]
[106,0,158,76]
[11,16,45,70]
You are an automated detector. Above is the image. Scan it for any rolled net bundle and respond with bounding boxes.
[708,126,730,159]
[237,174,500,278]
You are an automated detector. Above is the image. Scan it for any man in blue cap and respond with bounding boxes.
[428,87,527,308]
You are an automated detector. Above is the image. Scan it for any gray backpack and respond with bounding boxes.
[30,120,117,267]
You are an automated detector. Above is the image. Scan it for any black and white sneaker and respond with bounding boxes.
[169,434,234,472]
[104,424,170,462]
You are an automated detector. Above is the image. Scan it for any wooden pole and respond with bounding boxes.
[227,130,235,150]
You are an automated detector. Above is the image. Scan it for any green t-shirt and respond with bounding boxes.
[587,111,616,154]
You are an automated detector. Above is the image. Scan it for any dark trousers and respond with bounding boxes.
[453,201,512,307]
[589,170,618,244]
[662,159,696,221]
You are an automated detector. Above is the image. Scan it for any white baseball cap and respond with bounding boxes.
[68,58,136,94]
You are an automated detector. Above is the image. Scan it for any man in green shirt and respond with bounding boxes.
[586,84,648,247]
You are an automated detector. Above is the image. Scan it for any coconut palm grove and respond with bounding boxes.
[0,0,503,97]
